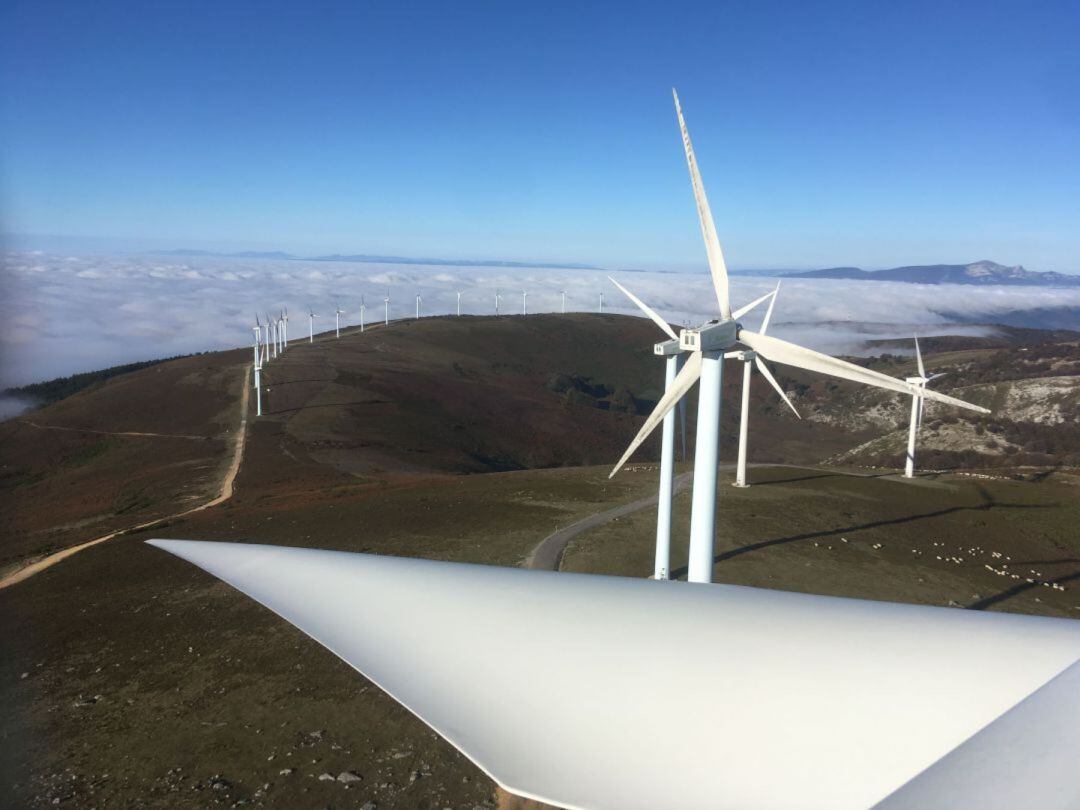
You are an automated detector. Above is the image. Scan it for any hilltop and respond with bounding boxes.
[4,314,1078,573]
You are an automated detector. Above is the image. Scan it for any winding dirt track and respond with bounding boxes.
[0,365,252,591]
[523,471,695,572]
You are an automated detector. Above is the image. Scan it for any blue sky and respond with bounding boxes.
[2,0,1078,271]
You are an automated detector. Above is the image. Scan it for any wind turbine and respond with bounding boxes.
[608,275,775,580]
[415,290,422,319]
[251,323,262,416]
[609,90,989,584]
[282,307,289,350]
[308,307,316,343]
[335,304,344,338]
[729,283,801,488]
[359,296,366,332]
[456,290,462,316]
[599,289,604,313]
[495,289,502,316]
[277,310,285,354]
[904,336,948,478]
[384,290,390,326]
[256,313,270,365]
[521,290,527,315]
[267,312,278,358]
[561,290,567,313]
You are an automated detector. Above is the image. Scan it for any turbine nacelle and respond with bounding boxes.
[653,338,682,357]
[678,319,737,353]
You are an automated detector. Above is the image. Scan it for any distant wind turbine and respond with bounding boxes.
[599,289,604,313]
[521,290,527,315]
[282,307,289,350]
[904,336,949,478]
[335,304,344,338]
[308,307,316,343]
[251,323,262,416]
[609,89,989,584]
[266,313,278,360]
[561,290,567,314]
[384,290,390,326]
[359,296,366,332]
[416,290,422,320]
[457,290,462,316]
[729,283,801,488]
[495,289,502,316]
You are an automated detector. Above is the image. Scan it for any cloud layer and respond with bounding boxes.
[3,251,1079,390]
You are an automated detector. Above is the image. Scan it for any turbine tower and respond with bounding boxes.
[384,290,390,326]
[609,276,774,581]
[415,290,422,320]
[457,290,462,316]
[495,289,501,316]
[335,304,344,338]
[609,90,989,585]
[251,323,263,416]
[359,296,366,332]
[267,312,278,359]
[308,307,316,343]
[282,307,289,350]
[730,283,801,488]
[904,336,948,478]
[277,310,285,354]
[521,290,527,315]
[599,289,604,313]
[561,290,567,314]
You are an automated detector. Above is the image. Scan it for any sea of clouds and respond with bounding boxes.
[3,251,1079,400]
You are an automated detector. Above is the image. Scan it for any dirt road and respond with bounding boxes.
[0,365,252,590]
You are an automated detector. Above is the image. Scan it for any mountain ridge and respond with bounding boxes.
[783,260,1080,286]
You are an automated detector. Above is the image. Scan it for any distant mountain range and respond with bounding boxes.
[156,249,599,271]
[782,260,1080,287]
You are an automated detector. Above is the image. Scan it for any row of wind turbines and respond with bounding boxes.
[247,284,618,417]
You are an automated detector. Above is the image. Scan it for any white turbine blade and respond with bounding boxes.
[914,336,926,379]
[148,539,1080,810]
[754,356,800,419]
[738,330,990,414]
[607,276,677,340]
[730,288,774,321]
[875,659,1080,810]
[673,89,731,319]
[610,351,702,478]
[759,281,781,334]
[927,372,948,382]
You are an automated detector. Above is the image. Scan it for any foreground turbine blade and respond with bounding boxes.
[607,276,678,340]
[875,659,1080,810]
[737,330,990,414]
[673,89,731,319]
[754,356,801,418]
[730,288,775,321]
[148,539,1080,810]
[610,351,703,477]
[915,336,926,379]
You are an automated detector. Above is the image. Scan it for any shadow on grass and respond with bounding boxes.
[669,485,1056,580]
[968,570,1080,611]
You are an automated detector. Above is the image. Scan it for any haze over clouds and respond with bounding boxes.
[4,252,1079,391]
